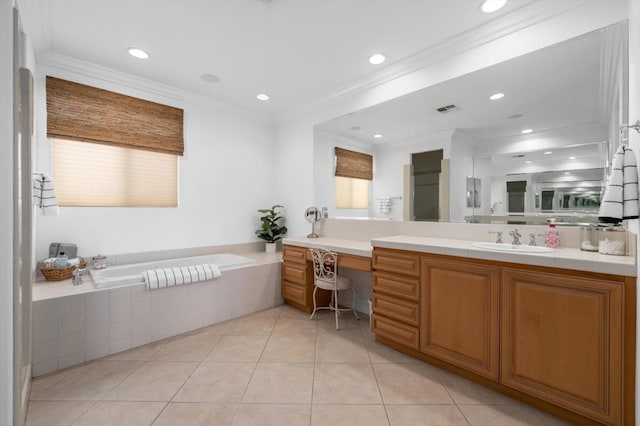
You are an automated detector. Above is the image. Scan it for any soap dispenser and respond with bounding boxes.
[545,223,560,248]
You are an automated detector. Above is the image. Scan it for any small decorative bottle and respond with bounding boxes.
[545,223,560,248]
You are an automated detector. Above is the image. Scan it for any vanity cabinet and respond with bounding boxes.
[371,247,635,425]
[501,268,624,425]
[281,244,371,314]
[420,258,500,380]
[372,249,421,350]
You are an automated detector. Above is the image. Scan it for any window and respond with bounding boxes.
[335,176,369,209]
[46,76,184,207]
[334,147,373,209]
[53,139,178,207]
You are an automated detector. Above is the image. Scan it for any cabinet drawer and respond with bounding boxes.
[373,293,419,327]
[282,280,306,305]
[373,249,420,276]
[283,245,308,264]
[372,314,419,351]
[283,262,306,283]
[373,271,420,302]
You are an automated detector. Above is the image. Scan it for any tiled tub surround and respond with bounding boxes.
[32,245,283,377]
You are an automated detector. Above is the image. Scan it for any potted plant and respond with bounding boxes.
[255,205,288,253]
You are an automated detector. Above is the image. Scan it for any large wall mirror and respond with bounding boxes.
[313,21,628,225]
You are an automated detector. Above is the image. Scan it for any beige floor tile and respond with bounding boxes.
[173,362,256,403]
[313,363,382,404]
[205,335,268,362]
[153,402,237,426]
[242,306,283,319]
[104,361,198,401]
[534,409,576,426]
[242,363,314,403]
[458,405,547,426]
[280,305,312,320]
[227,317,276,335]
[374,363,453,404]
[386,405,469,426]
[32,361,142,401]
[72,401,166,426]
[272,318,318,335]
[316,313,362,333]
[260,335,316,362]
[150,333,222,362]
[435,369,521,405]
[311,404,389,426]
[25,401,93,426]
[192,319,236,336]
[361,329,419,364]
[106,340,168,361]
[232,404,311,426]
[315,329,369,363]
[29,371,69,400]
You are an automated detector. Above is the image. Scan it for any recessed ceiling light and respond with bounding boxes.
[480,0,507,13]
[128,47,149,59]
[373,134,383,139]
[368,54,386,65]
[564,171,571,175]
[256,94,270,101]
[200,73,220,83]
[521,129,533,134]
[489,92,504,100]
[544,151,552,155]
[569,156,576,160]
[525,160,533,164]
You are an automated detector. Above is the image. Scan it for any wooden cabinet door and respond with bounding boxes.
[420,258,500,380]
[501,269,623,425]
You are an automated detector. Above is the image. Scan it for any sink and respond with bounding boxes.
[473,242,554,253]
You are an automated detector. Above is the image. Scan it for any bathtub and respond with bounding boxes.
[90,253,256,289]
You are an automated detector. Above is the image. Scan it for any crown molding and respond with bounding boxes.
[276,0,591,124]
[37,52,274,125]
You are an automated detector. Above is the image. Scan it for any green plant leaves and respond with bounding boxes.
[255,205,287,243]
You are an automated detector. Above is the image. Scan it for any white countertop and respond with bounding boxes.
[371,235,637,277]
[283,237,373,257]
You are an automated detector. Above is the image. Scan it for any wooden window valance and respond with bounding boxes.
[335,147,373,180]
[46,76,184,156]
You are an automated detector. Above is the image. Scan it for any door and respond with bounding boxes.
[420,257,500,380]
[501,269,623,425]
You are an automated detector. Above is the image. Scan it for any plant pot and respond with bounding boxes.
[265,242,277,254]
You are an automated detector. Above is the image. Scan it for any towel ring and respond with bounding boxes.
[621,119,640,134]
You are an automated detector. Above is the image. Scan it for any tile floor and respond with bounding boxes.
[26,304,573,425]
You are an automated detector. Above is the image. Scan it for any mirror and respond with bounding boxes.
[313,21,628,224]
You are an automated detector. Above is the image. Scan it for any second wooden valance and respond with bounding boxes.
[46,76,184,156]
[335,147,373,180]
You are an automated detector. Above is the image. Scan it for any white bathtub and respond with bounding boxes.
[90,253,256,289]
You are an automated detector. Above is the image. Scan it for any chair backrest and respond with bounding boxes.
[309,248,337,285]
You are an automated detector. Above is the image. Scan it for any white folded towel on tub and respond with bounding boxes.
[143,264,221,290]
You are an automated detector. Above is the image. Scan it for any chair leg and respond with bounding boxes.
[334,288,339,330]
[351,286,359,320]
[309,286,319,320]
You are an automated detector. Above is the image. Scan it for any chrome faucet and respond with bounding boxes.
[509,229,522,245]
[488,231,503,244]
[72,264,97,286]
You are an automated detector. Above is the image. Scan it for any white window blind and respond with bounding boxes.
[335,176,369,209]
[53,139,178,207]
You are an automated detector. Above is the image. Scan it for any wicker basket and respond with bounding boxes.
[41,260,86,281]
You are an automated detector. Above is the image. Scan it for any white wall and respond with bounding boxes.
[373,130,453,221]
[627,1,640,424]
[0,2,14,424]
[34,59,277,260]
[313,129,373,218]
[450,129,476,222]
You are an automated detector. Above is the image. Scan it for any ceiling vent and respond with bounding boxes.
[436,104,457,113]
